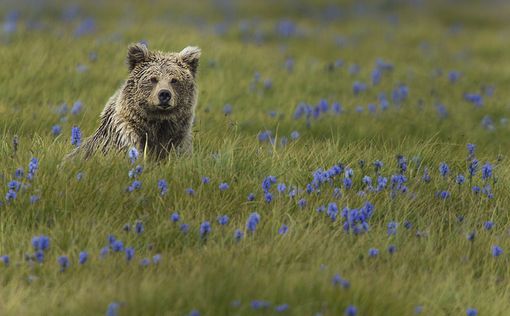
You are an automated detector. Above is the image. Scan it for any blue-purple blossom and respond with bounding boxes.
[265,192,273,203]
[32,235,50,251]
[262,176,277,192]
[342,202,374,235]
[326,202,338,221]
[106,303,120,316]
[345,305,357,316]
[380,99,389,111]
[128,165,143,178]
[234,229,243,241]
[278,224,288,235]
[277,19,296,37]
[219,182,229,191]
[377,176,387,191]
[128,147,139,164]
[135,221,144,234]
[332,102,342,114]
[71,100,83,115]
[27,157,39,180]
[466,308,478,316]
[368,248,379,257]
[372,67,381,85]
[395,156,407,174]
[481,163,493,180]
[362,175,372,187]
[35,250,44,263]
[393,85,409,104]
[3,10,19,34]
[343,177,353,189]
[0,255,9,266]
[127,180,141,192]
[112,240,124,252]
[57,256,70,271]
[217,215,229,226]
[439,162,449,177]
[353,81,367,95]
[332,274,350,288]
[200,221,211,237]
[387,221,397,236]
[5,190,16,201]
[14,168,23,179]
[52,125,62,136]
[438,191,450,200]
[492,245,503,257]
[71,126,81,146]
[125,247,135,261]
[74,18,96,37]
[467,144,476,157]
[223,104,232,115]
[373,160,383,172]
[158,179,168,195]
[448,70,461,83]
[469,159,479,177]
[275,304,289,312]
[422,168,431,183]
[285,58,294,72]
[7,180,21,191]
[79,251,88,265]
[251,300,271,310]
[187,310,200,316]
[170,212,180,223]
[100,247,109,258]
[258,130,272,142]
[464,93,483,107]
[180,224,189,234]
[246,212,261,232]
[108,235,116,245]
[467,231,476,241]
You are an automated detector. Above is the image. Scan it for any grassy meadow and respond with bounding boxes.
[1,0,510,315]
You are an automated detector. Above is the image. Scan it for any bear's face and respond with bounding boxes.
[125,43,201,118]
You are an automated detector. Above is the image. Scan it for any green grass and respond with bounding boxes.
[1,0,510,315]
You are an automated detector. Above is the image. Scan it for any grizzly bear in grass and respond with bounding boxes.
[69,43,201,160]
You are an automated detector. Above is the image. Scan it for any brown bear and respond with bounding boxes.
[68,43,201,160]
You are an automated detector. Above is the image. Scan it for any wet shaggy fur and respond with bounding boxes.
[68,43,201,160]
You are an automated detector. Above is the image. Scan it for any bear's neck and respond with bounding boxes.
[118,102,192,155]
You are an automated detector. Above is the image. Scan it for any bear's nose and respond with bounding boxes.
[158,90,172,104]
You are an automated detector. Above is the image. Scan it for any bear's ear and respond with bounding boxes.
[126,43,150,72]
[179,46,201,76]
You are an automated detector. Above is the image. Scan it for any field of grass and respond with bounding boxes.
[1,0,510,315]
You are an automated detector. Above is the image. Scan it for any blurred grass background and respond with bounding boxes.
[0,0,510,315]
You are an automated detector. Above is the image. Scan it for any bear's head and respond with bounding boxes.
[124,43,201,118]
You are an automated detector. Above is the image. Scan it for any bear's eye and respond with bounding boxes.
[150,77,158,84]
[170,78,178,84]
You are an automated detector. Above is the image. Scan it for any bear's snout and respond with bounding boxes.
[158,89,172,105]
